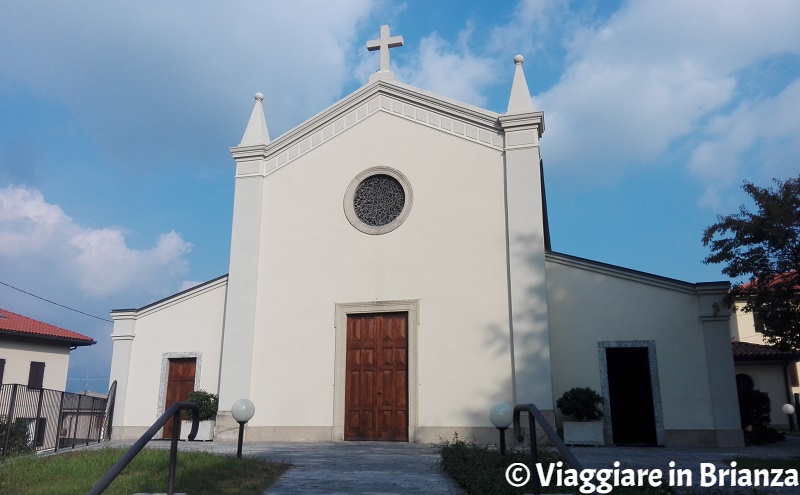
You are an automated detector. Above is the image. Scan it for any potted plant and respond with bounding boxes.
[181,389,219,441]
[556,387,604,446]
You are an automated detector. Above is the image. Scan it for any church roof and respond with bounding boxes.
[732,341,800,362]
[230,59,544,176]
[231,73,523,178]
[0,308,95,346]
[546,251,730,294]
[111,274,228,316]
[232,25,540,177]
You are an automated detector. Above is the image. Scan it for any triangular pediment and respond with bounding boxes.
[231,80,506,177]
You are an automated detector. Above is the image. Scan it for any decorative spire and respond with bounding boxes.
[506,55,535,114]
[239,92,270,146]
[367,25,404,82]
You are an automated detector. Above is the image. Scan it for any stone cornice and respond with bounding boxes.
[498,111,545,137]
[232,80,507,177]
[229,144,269,162]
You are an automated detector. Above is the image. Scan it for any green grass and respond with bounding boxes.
[0,448,291,495]
[778,429,800,438]
[727,455,800,471]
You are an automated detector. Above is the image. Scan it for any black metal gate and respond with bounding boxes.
[0,381,116,457]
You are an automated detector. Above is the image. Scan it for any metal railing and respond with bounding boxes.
[512,403,585,495]
[87,401,199,495]
[0,382,114,457]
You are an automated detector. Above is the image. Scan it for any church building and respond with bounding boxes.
[109,26,743,447]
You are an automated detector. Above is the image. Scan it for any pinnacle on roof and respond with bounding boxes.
[238,92,270,147]
[367,25,404,82]
[506,54,536,114]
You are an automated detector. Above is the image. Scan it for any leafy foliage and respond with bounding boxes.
[436,435,678,494]
[737,389,771,430]
[736,389,785,445]
[184,390,219,421]
[435,433,560,494]
[0,416,34,457]
[702,176,800,350]
[556,387,604,421]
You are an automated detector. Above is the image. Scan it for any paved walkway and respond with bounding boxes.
[99,439,466,494]
[94,437,800,494]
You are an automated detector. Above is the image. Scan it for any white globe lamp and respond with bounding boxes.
[232,399,255,458]
[490,403,513,454]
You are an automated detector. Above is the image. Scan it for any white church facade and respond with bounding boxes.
[109,27,743,447]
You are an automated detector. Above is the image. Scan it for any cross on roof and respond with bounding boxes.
[366,25,404,73]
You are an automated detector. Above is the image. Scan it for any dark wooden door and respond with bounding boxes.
[345,313,408,441]
[606,347,657,445]
[162,358,196,438]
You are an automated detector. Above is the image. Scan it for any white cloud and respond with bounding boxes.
[523,0,800,187]
[0,186,192,299]
[488,0,569,55]
[688,78,800,208]
[0,1,377,168]
[397,31,499,107]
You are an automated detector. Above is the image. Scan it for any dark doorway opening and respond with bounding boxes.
[606,347,657,445]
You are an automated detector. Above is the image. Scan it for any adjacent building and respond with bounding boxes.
[0,308,96,391]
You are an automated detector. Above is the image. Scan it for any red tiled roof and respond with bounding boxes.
[0,308,95,346]
[739,271,799,291]
[732,341,800,362]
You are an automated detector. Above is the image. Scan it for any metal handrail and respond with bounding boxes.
[87,401,199,495]
[512,403,585,495]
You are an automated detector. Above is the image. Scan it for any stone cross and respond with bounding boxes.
[367,25,404,72]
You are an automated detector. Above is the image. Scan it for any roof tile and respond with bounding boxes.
[732,341,800,361]
[0,308,95,345]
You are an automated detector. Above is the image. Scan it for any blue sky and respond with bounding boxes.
[1,0,799,393]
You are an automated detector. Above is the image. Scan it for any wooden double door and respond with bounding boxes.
[344,313,408,441]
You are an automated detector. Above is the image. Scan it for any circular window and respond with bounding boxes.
[344,167,413,235]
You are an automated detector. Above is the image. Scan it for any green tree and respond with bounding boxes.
[702,175,800,350]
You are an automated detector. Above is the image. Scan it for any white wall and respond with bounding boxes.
[0,338,71,391]
[735,362,794,428]
[247,110,515,436]
[547,255,741,446]
[109,278,227,438]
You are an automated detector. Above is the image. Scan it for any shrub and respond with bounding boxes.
[435,434,677,495]
[556,387,603,422]
[737,388,785,445]
[435,433,558,495]
[0,416,34,456]
[744,426,785,445]
[184,390,219,421]
[737,389,771,430]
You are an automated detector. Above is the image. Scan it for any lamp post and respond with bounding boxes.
[783,403,796,432]
[490,403,513,454]
[232,399,255,459]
